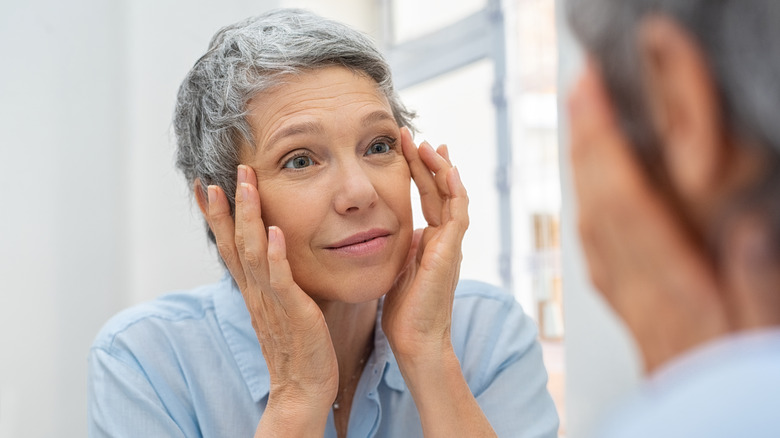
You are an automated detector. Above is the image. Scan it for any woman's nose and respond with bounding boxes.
[333,162,378,215]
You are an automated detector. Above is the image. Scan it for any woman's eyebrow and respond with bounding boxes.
[361,110,396,127]
[264,110,395,151]
[265,120,325,150]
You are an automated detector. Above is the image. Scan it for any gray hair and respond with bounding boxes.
[567,0,780,165]
[567,0,780,243]
[173,8,415,244]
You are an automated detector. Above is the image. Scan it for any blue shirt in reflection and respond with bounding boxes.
[596,329,780,438]
[88,276,559,437]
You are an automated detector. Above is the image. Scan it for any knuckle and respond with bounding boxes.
[268,276,288,292]
[234,233,247,252]
[216,241,235,260]
[266,249,284,263]
[243,248,264,271]
[210,208,230,221]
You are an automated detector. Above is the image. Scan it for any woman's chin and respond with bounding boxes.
[307,275,396,305]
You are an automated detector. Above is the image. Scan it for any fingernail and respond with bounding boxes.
[268,226,278,244]
[207,185,217,205]
[237,165,247,184]
[237,183,247,202]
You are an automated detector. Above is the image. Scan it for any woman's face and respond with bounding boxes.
[243,66,413,303]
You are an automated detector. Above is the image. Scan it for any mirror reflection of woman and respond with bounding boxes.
[88,9,558,438]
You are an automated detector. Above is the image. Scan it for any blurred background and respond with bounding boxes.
[0,0,640,437]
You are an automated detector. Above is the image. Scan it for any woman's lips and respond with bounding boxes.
[326,229,391,256]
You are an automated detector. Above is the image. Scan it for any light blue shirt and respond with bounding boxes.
[88,276,559,437]
[596,329,780,438]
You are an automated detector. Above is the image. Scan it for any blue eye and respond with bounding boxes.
[366,141,392,155]
[283,155,315,169]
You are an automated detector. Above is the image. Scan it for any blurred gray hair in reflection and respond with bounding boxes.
[173,8,415,244]
[567,0,780,239]
[567,0,780,165]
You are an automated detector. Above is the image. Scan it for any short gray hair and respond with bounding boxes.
[567,0,780,241]
[173,8,415,244]
[567,0,780,164]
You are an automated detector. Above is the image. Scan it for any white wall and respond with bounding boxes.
[122,0,280,305]
[555,1,642,436]
[0,1,279,437]
[0,2,129,436]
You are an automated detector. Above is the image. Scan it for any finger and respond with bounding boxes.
[568,63,723,315]
[426,167,469,265]
[234,179,269,285]
[568,63,644,201]
[568,62,619,163]
[436,144,452,165]
[416,219,463,293]
[266,226,312,312]
[401,128,443,226]
[242,164,259,189]
[445,167,469,240]
[567,64,639,292]
[405,228,424,267]
[577,215,610,294]
[419,143,458,228]
[207,185,248,290]
[418,141,452,197]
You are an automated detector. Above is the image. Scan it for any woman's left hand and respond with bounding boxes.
[382,127,469,360]
[382,129,496,437]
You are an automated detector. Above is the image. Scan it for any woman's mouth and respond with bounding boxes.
[326,229,391,256]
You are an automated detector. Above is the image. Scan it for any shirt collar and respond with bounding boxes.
[213,274,406,402]
[374,297,407,393]
[649,327,780,387]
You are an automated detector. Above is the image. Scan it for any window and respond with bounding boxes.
[382,0,565,434]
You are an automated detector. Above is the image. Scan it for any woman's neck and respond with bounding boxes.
[317,299,377,437]
[320,299,377,378]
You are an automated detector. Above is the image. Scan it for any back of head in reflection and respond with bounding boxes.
[567,0,780,437]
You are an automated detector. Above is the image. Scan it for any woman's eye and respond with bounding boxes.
[366,141,392,155]
[283,155,315,169]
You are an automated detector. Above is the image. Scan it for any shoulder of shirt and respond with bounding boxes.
[450,279,529,337]
[453,279,518,306]
[448,279,538,396]
[90,280,225,352]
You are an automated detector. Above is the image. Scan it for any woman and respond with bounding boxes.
[88,9,558,437]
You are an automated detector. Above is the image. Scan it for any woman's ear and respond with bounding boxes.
[638,15,725,207]
[194,179,209,219]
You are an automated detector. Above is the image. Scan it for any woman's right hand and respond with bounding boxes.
[569,63,729,372]
[205,164,338,437]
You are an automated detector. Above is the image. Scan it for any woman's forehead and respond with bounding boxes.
[246,67,394,149]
